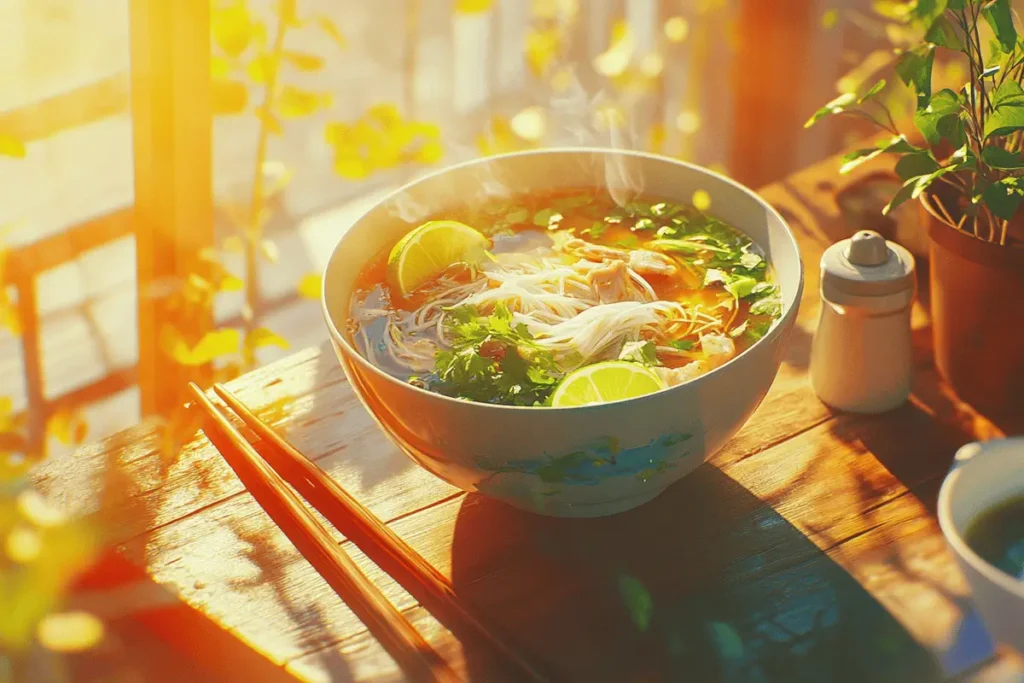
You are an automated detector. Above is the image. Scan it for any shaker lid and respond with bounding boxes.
[820,230,916,297]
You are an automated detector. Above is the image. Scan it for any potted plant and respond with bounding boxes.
[806,0,1024,414]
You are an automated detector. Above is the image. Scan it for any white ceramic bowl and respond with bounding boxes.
[321,148,804,517]
[939,438,1024,654]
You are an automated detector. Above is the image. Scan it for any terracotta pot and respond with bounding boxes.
[921,200,1024,414]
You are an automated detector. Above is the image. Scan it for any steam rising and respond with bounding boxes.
[386,68,647,224]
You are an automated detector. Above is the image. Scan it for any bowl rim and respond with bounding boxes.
[320,146,806,412]
[937,437,1024,599]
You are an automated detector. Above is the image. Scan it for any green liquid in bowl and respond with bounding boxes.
[965,496,1024,581]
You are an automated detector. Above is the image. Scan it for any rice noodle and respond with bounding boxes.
[358,246,729,377]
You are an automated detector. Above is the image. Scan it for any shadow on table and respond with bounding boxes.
[449,465,943,683]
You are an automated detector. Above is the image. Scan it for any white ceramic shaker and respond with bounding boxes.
[809,229,917,413]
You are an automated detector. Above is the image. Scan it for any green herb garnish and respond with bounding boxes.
[431,303,562,406]
[619,340,661,366]
[533,208,563,229]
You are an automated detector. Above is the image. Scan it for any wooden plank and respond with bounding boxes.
[0,72,129,144]
[2,209,133,283]
[13,269,44,453]
[129,0,214,416]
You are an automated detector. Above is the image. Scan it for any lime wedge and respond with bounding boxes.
[387,220,490,296]
[550,361,667,407]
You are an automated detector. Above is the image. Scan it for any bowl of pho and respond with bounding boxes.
[321,148,803,517]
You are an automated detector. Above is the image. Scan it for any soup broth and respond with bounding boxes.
[965,496,1024,581]
[348,187,783,406]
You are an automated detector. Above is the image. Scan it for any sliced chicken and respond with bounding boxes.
[561,239,678,277]
[655,361,710,387]
[628,249,678,277]
[700,334,736,367]
[561,238,629,263]
[587,259,630,303]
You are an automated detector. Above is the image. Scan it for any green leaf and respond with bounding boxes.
[619,341,660,366]
[981,177,1024,219]
[0,134,26,158]
[839,135,919,174]
[804,92,857,128]
[925,16,961,49]
[618,576,653,632]
[937,112,967,148]
[911,0,948,27]
[985,81,1024,138]
[984,0,1017,53]
[858,79,887,104]
[883,179,919,215]
[725,276,757,299]
[913,88,961,145]
[533,208,563,228]
[895,45,935,108]
[895,151,941,180]
[948,0,964,9]
[909,148,974,200]
[981,145,1024,169]
[708,622,744,660]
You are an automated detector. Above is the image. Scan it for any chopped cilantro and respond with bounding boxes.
[668,339,695,351]
[632,218,656,232]
[619,340,661,366]
[505,207,530,224]
[750,296,782,317]
[581,221,607,238]
[431,303,562,406]
[553,195,592,211]
[533,208,563,229]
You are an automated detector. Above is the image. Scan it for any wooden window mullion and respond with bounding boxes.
[130,0,214,416]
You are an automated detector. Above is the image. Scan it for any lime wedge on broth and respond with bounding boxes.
[551,361,666,407]
[387,221,490,296]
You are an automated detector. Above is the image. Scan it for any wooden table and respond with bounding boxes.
[37,154,1024,683]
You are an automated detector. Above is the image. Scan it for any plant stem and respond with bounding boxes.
[970,4,990,131]
[244,7,290,368]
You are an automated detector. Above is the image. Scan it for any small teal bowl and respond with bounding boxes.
[322,148,803,517]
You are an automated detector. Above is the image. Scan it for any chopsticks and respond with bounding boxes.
[188,382,551,683]
[188,383,459,683]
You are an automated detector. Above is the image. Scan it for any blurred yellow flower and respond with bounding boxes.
[676,110,701,135]
[693,189,712,212]
[664,17,690,43]
[37,612,104,653]
[594,20,633,77]
[511,107,547,142]
[6,526,42,563]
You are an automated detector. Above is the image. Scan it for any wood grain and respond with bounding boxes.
[34,153,1023,682]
